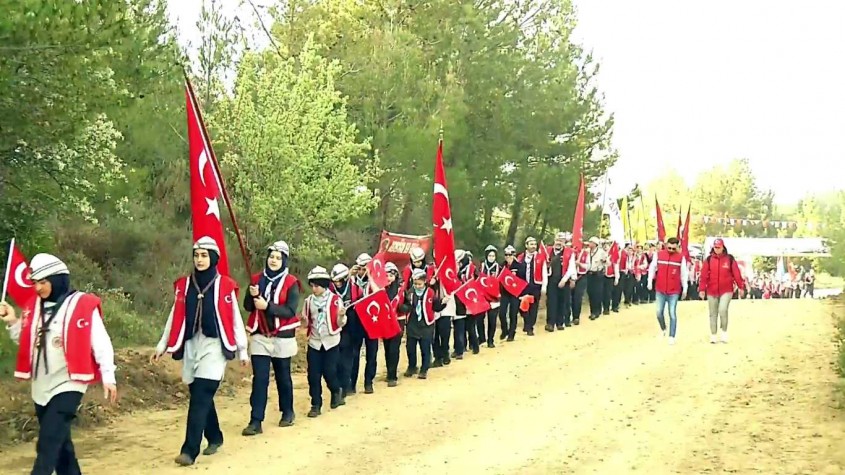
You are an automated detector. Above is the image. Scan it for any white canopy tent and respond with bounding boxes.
[702,237,831,258]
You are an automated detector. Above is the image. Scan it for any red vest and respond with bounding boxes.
[401,263,435,292]
[576,249,590,275]
[604,259,616,278]
[166,275,239,355]
[15,292,103,383]
[412,288,436,325]
[390,290,404,321]
[245,272,300,335]
[304,292,343,336]
[619,252,631,273]
[633,254,647,276]
[518,252,546,284]
[654,250,684,295]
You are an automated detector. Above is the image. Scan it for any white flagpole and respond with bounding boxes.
[2,238,14,303]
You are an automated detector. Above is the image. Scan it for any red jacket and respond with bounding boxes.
[698,253,744,296]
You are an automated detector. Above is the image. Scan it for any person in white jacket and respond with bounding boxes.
[1,253,117,475]
[150,237,248,466]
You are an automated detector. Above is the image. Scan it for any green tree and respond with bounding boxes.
[212,40,379,265]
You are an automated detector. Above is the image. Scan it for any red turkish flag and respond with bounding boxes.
[353,289,400,339]
[2,239,36,307]
[498,266,528,297]
[477,273,501,301]
[680,204,692,261]
[654,196,666,243]
[186,81,230,276]
[431,139,460,294]
[571,174,585,251]
[366,252,390,290]
[455,279,491,315]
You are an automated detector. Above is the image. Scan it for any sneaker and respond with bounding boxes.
[720,331,729,343]
[418,371,428,379]
[203,442,222,456]
[307,406,321,418]
[668,337,676,345]
[279,413,295,427]
[404,367,418,377]
[387,379,398,387]
[709,334,717,344]
[174,454,194,466]
[662,330,667,338]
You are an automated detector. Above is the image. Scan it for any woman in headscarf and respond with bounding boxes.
[477,245,501,347]
[1,253,117,475]
[151,236,249,466]
[381,262,404,387]
[241,241,300,436]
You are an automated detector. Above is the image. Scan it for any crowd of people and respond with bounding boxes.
[0,232,765,472]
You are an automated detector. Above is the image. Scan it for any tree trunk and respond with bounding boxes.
[397,192,414,233]
[506,188,524,245]
[481,201,494,243]
[540,218,548,240]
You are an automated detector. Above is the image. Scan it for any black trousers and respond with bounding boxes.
[572,275,588,321]
[621,273,634,304]
[407,335,432,372]
[307,345,340,408]
[522,284,541,331]
[337,330,355,391]
[32,391,83,475]
[382,321,405,381]
[546,278,571,327]
[466,314,481,350]
[248,354,294,423]
[181,378,223,460]
[433,316,452,361]
[498,293,520,338]
[350,331,378,389]
[452,317,467,355]
[479,307,498,343]
[587,272,604,317]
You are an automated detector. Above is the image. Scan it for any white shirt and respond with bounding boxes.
[306,293,342,350]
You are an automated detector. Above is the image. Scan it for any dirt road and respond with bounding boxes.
[2,299,845,474]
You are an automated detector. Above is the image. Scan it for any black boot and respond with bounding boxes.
[330,391,345,409]
[279,413,295,427]
[241,421,262,436]
[307,406,321,418]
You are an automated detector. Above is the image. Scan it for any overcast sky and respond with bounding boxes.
[168,0,845,204]
[571,0,845,203]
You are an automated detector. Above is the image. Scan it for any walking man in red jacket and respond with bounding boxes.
[647,237,688,345]
[698,238,745,343]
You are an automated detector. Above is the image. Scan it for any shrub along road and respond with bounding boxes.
[2,299,844,474]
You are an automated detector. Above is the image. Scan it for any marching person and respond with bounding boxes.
[585,237,608,320]
[571,239,591,325]
[241,241,300,436]
[382,262,404,387]
[618,243,635,307]
[401,269,447,379]
[601,241,619,315]
[451,250,476,359]
[545,232,576,331]
[499,245,527,341]
[1,253,117,475]
[478,245,501,347]
[647,237,688,345]
[518,237,546,336]
[330,263,359,398]
[151,237,249,466]
[303,266,347,417]
[698,238,745,344]
[402,246,435,290]
[350,253,378,394]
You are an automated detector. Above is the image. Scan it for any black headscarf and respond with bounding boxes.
[258,250,288,301]
[43,274,72,304]
[185,249,220,339]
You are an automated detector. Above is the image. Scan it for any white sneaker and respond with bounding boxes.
[662,330,667,338]
[720,331,729,343]
[668,337,676,345]
[709,334,717,344]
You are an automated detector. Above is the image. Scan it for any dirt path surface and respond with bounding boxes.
[2,299,844,474]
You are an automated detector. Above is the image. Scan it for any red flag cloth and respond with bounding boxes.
[431,139,460,294]
[186,82,231,276]
[680,204,691,261]
[3,239,36,307]
[608,241,620,264]
[455,279,491,315]
[378,231,431,271]
[353,289,400,339]
[477,274,501,301]
[676,207,682,240]
[654,196,666,242]
[366,252,390,290]
[498,266,528,297]
[571,174,586,251]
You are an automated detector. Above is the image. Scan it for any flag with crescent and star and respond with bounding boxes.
[366,252,390,290]
[432,138,460,294]
[455,278,491,315]
[571,174,586,251]
[477,273,501,301]
[186,81,231,276]
[352,289,400,339]
[2,239,36,306]
[498,266,528,297]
